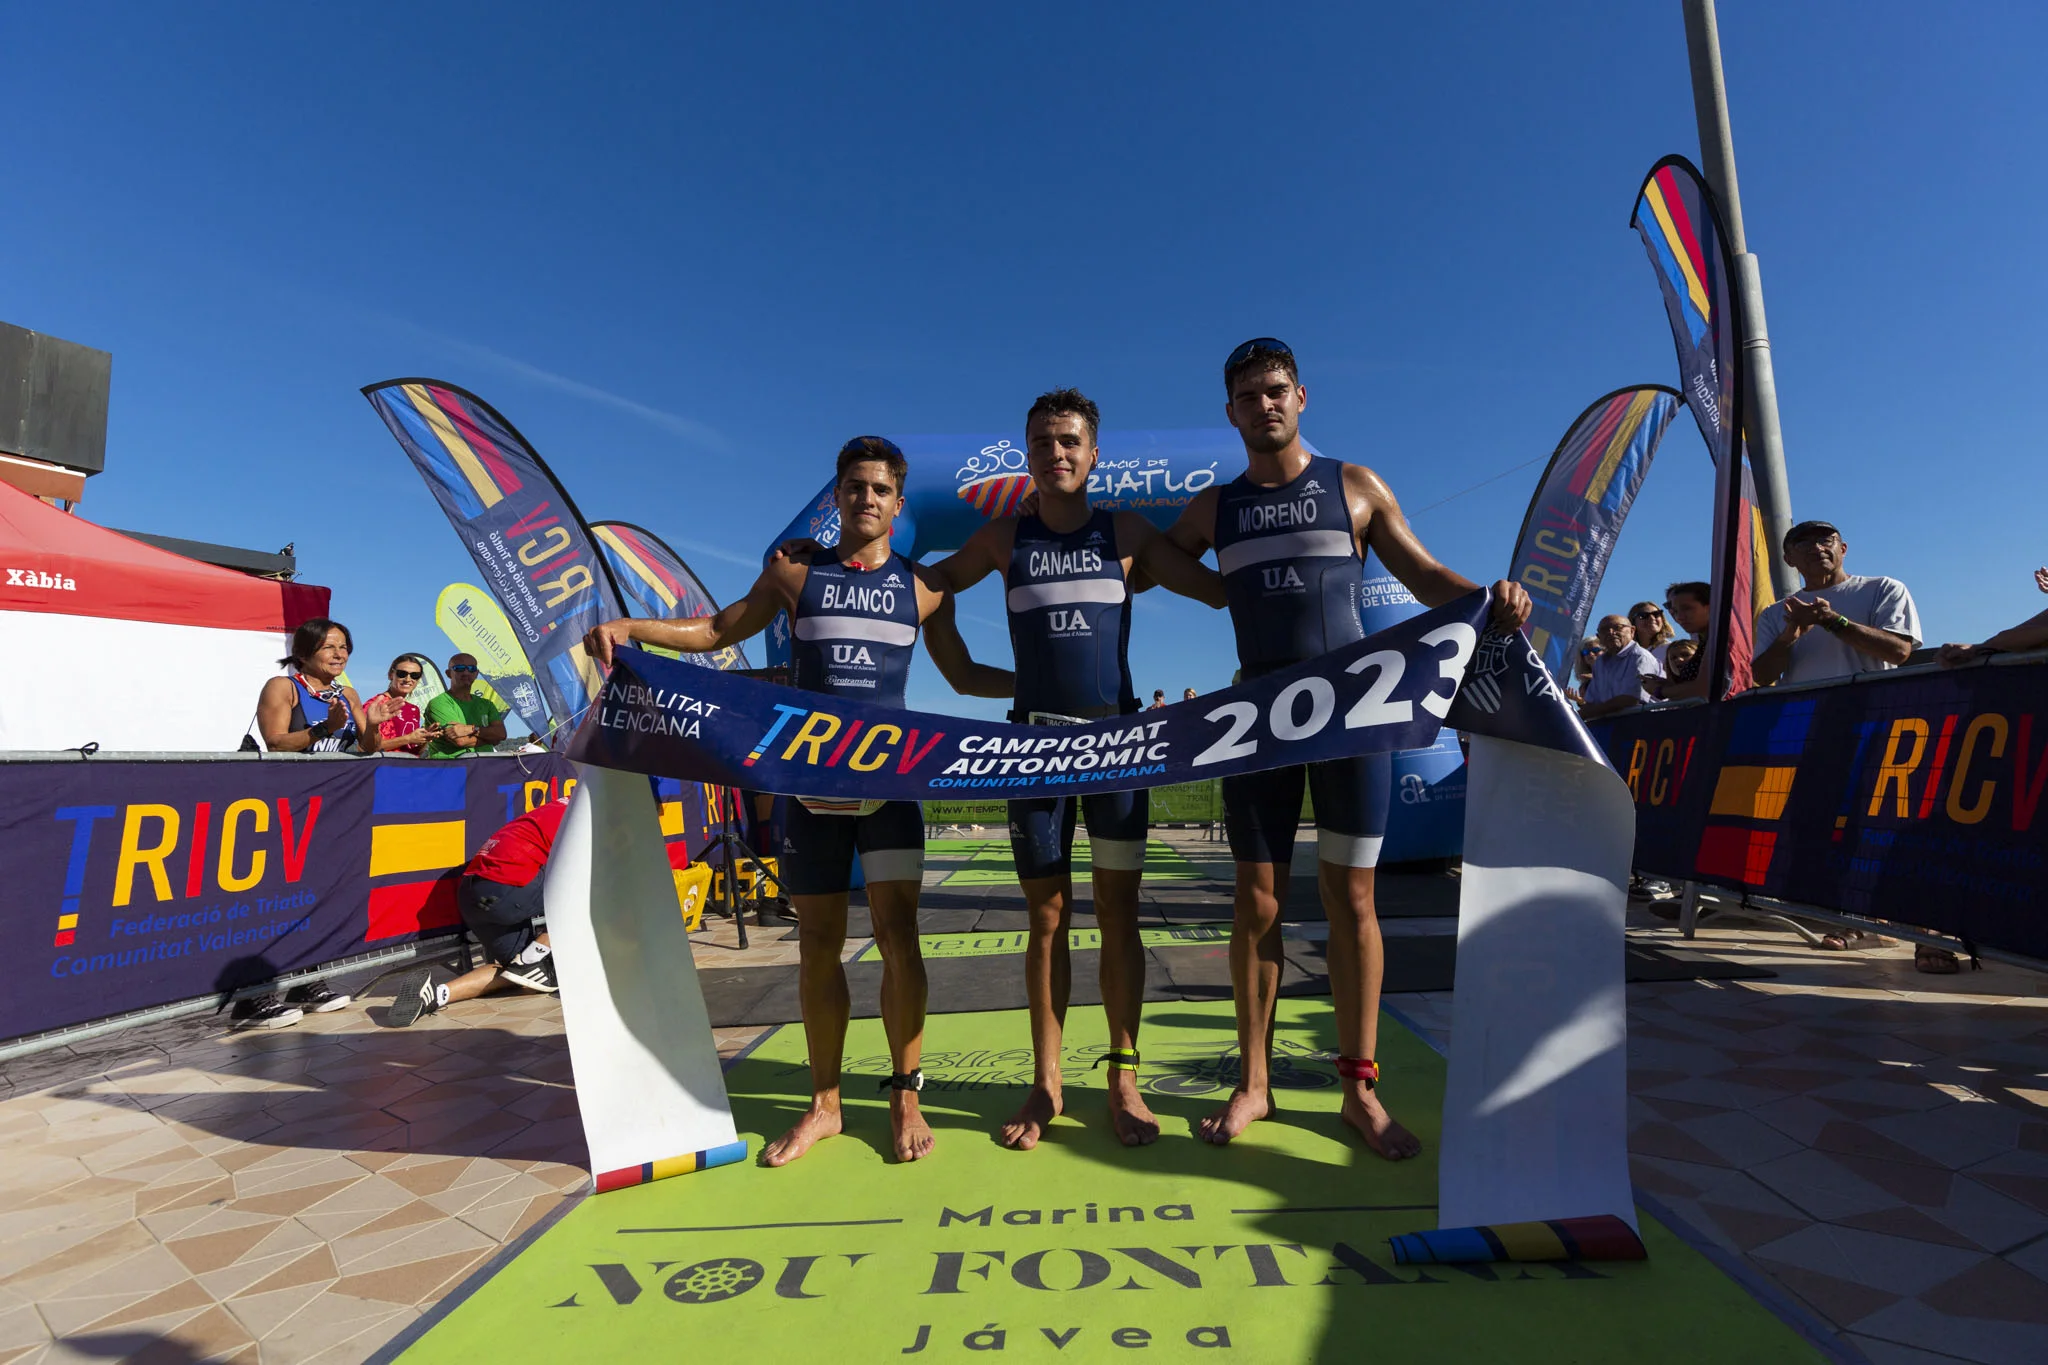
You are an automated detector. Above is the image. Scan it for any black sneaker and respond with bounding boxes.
[499,953,559,995]
[387,968,448,1027]
[230,994,304,1029]
[285,981,352,1013]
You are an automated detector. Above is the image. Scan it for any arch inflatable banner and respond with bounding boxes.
[761,430,1253,572]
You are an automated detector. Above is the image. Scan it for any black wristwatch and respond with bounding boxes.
[308,720,332,741]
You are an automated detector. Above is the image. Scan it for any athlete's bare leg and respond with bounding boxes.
[1092,866,1158,1146]
[869,879,935,1162]
[1000,876,1071,1149]
[763,894,849,1166]
[1198,861,1283,1144]
[1320,862,1420,1161]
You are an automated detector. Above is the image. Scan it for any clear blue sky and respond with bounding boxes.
[4,3,2040,721]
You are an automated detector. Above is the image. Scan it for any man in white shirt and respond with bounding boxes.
[1580,614,1662,719]
[1753,521,1920,686]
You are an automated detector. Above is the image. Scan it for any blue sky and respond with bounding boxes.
[4,3,2041,721]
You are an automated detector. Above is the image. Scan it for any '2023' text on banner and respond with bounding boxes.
[569,591,1602,800]
[1590,659,2048,960]
[0,752,719,1043]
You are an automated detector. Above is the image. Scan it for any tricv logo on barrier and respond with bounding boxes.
[567,590,1604,800]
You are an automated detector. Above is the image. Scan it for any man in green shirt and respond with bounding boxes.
[423,655,507,757]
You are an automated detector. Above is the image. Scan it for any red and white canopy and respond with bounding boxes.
[0,479,331,751]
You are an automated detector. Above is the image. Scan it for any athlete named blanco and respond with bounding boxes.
[586,436,1012,1171]
[1159,337,1531,1161]
[919,388,1228,1153]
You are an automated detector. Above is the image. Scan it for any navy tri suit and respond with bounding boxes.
[1211,454,1391,868]
[1003,510,1148,881]
[780,550,927,894]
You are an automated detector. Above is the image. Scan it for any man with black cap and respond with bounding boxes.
[1754,521,1921,686]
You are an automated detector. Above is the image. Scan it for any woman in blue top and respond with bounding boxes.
[257,618,393,755]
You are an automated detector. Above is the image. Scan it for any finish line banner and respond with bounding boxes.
[1590,659,2048,959]
[567,590,1600,799]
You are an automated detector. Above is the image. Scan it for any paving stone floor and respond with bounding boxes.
[0,833,2041,1363]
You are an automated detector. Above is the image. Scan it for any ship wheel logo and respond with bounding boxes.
[664,1257,766,1304]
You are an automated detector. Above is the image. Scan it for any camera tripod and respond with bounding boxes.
[703,786,788,949]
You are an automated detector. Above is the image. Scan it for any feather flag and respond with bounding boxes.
[365,380,628,735]
[434,583,551,735]
[1631,158,1762,697]
[591,521,750,673]
[1508,387,1683,686]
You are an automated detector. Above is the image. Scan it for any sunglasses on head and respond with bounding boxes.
[1223,336,1293,375]
[393,669,423,680]
[449,664,478,673]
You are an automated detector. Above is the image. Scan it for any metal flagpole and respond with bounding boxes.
[1683,0,1798,599]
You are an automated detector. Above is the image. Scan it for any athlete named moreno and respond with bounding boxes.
[1154,338,1530,1162]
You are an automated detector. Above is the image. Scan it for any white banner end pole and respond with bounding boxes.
[1438,734,1640,1231]
[543,763,745,1192]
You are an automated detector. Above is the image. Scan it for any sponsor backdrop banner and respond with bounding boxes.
[1,754,573,1042]
[365,380,629,737]
[1508,386,1683,686]
[569,591,1600,803]
[1590,662,2048,959]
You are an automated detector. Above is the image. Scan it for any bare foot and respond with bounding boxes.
[762,1103,842,1167]
[1342,1086,1421,1160]
[1196,1088,1270,1145]
[998,1084,1061,1150]
[891,1090,936,1162]
[1106,1074,1159,1147]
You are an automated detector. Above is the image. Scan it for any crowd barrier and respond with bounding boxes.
[0,750,715,1046]
[1588,654,2048,961]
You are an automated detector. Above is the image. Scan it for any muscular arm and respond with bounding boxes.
[585,559,802,666]
[924,521,1012,594]
[1162,487,1219,560]
[1981,607,2048,654]
[256,676,311,752]
[915,570,1014,698]
[1119,512,1225,608]
[1837,622,1916,667]
[1351,465,1475,607]
[1352,464,1530,631]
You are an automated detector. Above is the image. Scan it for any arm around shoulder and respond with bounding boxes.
[1124,513,1225,608]
[918,589,1014,699]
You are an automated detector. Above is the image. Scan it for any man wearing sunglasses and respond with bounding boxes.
[1159,338,1531,1161]
[424,654,507,757]
[1754,521,1920,686]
